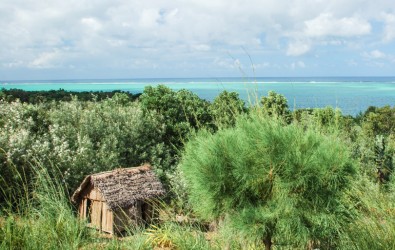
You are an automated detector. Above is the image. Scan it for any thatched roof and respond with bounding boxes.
[71,164,165,210]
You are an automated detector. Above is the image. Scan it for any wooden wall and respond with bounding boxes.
[77,184,113,234]
[101,202,113,233]
[77,184,155,235]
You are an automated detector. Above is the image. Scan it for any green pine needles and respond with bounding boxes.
[180,114,357,249]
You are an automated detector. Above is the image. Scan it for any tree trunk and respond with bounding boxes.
[263,234,272,250]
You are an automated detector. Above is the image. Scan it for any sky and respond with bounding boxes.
[1,0,395,80]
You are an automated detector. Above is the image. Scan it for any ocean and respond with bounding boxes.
[1,76,395,116]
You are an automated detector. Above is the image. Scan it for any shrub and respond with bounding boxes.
[261,91,291,123]
[0,96,171,201]
[210,90,247,128]
[140,85,212,149]
[180,113,357,249]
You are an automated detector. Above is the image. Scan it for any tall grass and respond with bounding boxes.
[0,160,217,250]
[339,176,395,249]
[0,161,88,249]
[145,222,215,250]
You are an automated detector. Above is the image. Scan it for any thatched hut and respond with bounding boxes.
[71,164,165,234]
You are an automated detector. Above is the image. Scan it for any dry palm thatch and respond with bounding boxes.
[71,164,165,210]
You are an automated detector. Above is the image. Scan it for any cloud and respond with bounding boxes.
[304,13,371,37]
[2,60,24,68]
[81,17,102,31]
[286,41,311,56]
[368,50,386,59]
[191,44,211,51]
[362,50,395,63]
[138,9,161,28]
[381,13,395,43]
[284,12,374,57]
[291,61,306,69]
[29,50,62,68]
[213,58,243,69]
[254,62,271,69]
[0,0,394,78]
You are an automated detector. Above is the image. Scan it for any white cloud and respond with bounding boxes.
[29,50,62,68]
[232,59,242,69]
[138,9,161,28]
[254,62,270,69]
[381,13,395,43]
[304,13,371,37]
[320,40,343,46]
[291,61,306,69]
[362,50,385,59]
[2,60,24,68]
[0,0,394,78]
[370,50,386,59]
[213,58,242,69]
[81,17,102,31]
[362,50,395,63]
[286,41,311,56]
[191,44,211,51]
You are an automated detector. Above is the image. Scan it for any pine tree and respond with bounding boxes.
[180,114,357,249]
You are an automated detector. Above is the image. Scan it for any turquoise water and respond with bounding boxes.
[1,77,395,116]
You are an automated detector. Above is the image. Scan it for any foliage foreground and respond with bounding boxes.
[0,163,209,250]
[179,112,395,249]
[1,88,395,249]
[0,163,87,249]
[181,114,359,249]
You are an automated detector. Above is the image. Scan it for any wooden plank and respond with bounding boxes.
[99,201,103,231]
[80,199,88,219]
[90,201,102,230]
[78,201,84,219]
[96,190,104,201]
[89,188,97,200]
[108,212,113,234]
[101,203,113,234]
[87,187,105,201]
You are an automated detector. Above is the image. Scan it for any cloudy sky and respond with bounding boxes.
[1,0,395,80]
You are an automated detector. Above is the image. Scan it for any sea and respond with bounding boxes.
[1,76,395,116]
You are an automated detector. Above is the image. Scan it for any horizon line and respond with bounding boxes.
[2,75,395,82]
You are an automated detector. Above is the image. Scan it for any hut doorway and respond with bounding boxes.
[86,199,92,223]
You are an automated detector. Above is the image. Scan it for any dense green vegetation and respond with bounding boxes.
[181,115,357,249]
[0,88,140,104]
[0,93,170,201]
[1,86,395,249]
